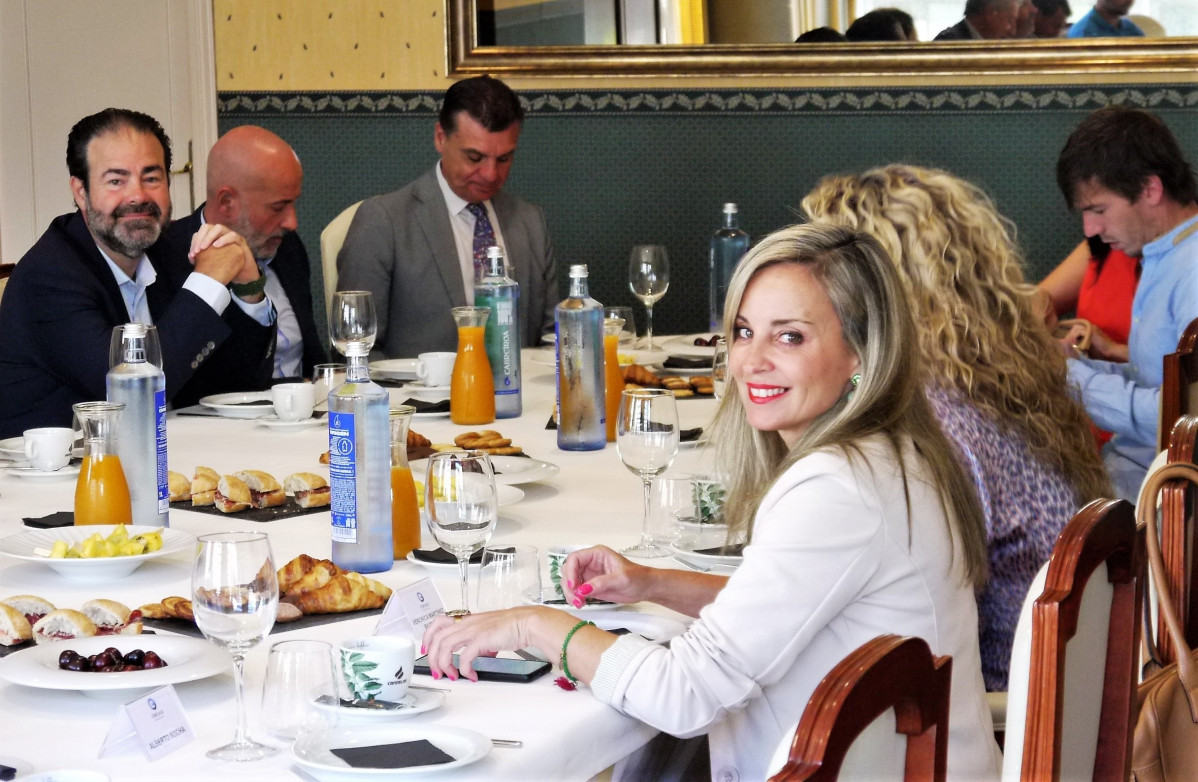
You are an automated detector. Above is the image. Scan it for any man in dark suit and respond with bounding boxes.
[337,75,556,359]
[935,0,1022,39]
[169,126,325,379]
[0,108,275,438]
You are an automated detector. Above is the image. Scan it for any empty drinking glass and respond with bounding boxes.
[476,545,540,611]
[260,639,337,743]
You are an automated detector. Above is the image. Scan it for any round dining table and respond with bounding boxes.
[0,346,719,781]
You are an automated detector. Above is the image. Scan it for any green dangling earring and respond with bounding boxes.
[848,373,862,400]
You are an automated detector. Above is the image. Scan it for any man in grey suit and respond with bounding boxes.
[336,75,557,359]
[934,0,1022,39]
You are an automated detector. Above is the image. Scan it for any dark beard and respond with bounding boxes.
[85,199,166,259]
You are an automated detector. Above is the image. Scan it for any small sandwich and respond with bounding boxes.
[168,470,191,502]
[0,603,32,647]
[215,473,252,513]
[32,608,97,644]
[283,472,331,509]
[1,594,56,626]
[191,466,219,506]
[82,599,142,636]
[234,470,286,509]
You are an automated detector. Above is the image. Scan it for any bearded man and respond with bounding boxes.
[0,108,276,437]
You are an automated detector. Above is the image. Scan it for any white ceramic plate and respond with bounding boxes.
[198,392,274,419]
[661,334,722,359]
[9,462,82,481]
[0,635,228,697]
[413,456,556,487]
[291,723,490,778]
[408,474,524,507]
[0,436,26,458]
[526,350,557,368]
[403,382,450,401]
[0,525,196,582]
[257,416,325,430]
[311,688,445,722]
[619,348,669,367]
[670,543,743,572]
[369,359,419,381]
[412,409,451,420]
[540,331,556,345]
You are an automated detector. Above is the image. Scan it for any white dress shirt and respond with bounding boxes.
[436,162,507,303]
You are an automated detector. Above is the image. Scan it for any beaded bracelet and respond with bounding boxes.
[558,619,595,689]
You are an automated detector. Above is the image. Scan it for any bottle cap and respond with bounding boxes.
[722,203,738,214]
[569,264,589,278]
[485,245,506,276]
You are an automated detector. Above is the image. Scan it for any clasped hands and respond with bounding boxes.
[187,223,261,290]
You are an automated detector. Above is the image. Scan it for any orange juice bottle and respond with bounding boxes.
[603,318,625,442]
[389,405,421,559]
[71,401,133,525]
[450,306,495,425]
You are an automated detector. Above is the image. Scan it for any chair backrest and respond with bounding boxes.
[769,634,952,782]
[1007,498,1143,782]
[1147,414,1198,665]
[1158,317,1198,452]
[0,262,15,309]
[319,201,362,314]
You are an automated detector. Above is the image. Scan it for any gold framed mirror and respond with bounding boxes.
[448,0,1198,78]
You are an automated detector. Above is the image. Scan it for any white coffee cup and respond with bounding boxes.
[416,351,456,388]
[23,427,74,471]
[339,635,415,703]
[272,382,316,422]
[547,544,593,601]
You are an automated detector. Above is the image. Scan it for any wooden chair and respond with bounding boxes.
[769,634,952,782]
[319,200,362,314]
[1001,498,1143,782]
[1151,414,1198,664]
[1158,317,1198,452]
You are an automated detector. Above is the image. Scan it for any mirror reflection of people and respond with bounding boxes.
[804,165,1111,692]
[1066,0,1144,36]
[1038,236,1136,364]
[935,0,1022,39]
[795,26,848,43]
[1032,0,1072,36]
[422,224,1003,781]
[0,108,275,438]
[845,8,918,41]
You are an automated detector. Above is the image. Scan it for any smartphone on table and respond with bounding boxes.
[414,653,551,683]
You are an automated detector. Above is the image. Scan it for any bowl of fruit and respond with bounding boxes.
[0,525,195,582]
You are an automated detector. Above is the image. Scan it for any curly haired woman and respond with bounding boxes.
[804,164,1111,690]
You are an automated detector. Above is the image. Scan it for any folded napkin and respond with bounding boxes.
[693,542,745,557]
[23,511,75,528]
[331,740,455,769]
[401,398,451,414]
[680,427,703,443]
[662,356,712,370]
[411,547,484,565]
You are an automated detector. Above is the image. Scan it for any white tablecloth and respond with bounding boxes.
[0,348,718,781]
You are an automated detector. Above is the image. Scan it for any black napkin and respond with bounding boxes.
[401,398,451,414]
[331,740,455,769]
[662,356,712,370]
[680,427,703,443]
[693,543,745,557]
[411,547,484,565]
[24,511,75,528]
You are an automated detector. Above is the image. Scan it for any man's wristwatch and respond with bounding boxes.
[229,268,267,298]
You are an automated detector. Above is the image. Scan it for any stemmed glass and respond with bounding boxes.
[329,290,377,358]
[192,531,279,761]
[712,337,729,400]
[617,388,680,558]
[628,245,670,350]
[425,451,499,616]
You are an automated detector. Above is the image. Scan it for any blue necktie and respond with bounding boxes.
[466,202,496,282]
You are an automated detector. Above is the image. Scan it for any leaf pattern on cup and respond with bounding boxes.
[341,651,382,700]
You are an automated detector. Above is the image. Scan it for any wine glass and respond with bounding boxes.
[424,451,499,616]
[617,388,680,557]
[329,290,377,358]
[628,245,670,350]
[192,531,279,761]
[712,337,729,399]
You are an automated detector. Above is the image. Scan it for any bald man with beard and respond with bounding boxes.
[167,126,325,379]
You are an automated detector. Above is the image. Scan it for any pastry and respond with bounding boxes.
[234,469,286,508]
[139,596,194,622]
[0,603,32,647]
[1,594,56,626]
[621,364,661,387]
[284,573,391,614]
[283,472,331,508]
[32,608,97,644]
[191,466,219,506]
[167,470,190,502]
[453,430,523,455]
[82,599,142,636]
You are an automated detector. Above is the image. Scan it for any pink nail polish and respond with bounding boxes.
[420,645,426,655]
[566,579,574,589]
[448,671,458,682]
[577,583,593,596]
[431,670,441,680]
[572,597,583,608]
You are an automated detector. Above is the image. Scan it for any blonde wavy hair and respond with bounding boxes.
[801,164,1110,504]
[709,223,989,587]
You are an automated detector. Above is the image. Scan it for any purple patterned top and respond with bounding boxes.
[927,385,1080,691]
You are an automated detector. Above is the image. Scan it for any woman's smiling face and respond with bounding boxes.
[730,262,860,447]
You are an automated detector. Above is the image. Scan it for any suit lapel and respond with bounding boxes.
[61,212,137,324]
[414,169,468,307]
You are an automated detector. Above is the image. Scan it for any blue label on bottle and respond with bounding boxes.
[155,388,168,514]
[329,412,358,542]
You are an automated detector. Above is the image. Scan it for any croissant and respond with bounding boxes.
[277,553,323,594]
[286,560,343,596]
[621,364,661,387]
[408,428,431,448]
[288,573,391,614]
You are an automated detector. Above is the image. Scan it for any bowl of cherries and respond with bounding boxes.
[58,646,167,672]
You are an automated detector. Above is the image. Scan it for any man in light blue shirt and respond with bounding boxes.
[1066,0,1145,37]
[1057,106,1198,500]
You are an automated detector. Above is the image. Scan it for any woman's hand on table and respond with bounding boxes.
[562,545,653,607]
